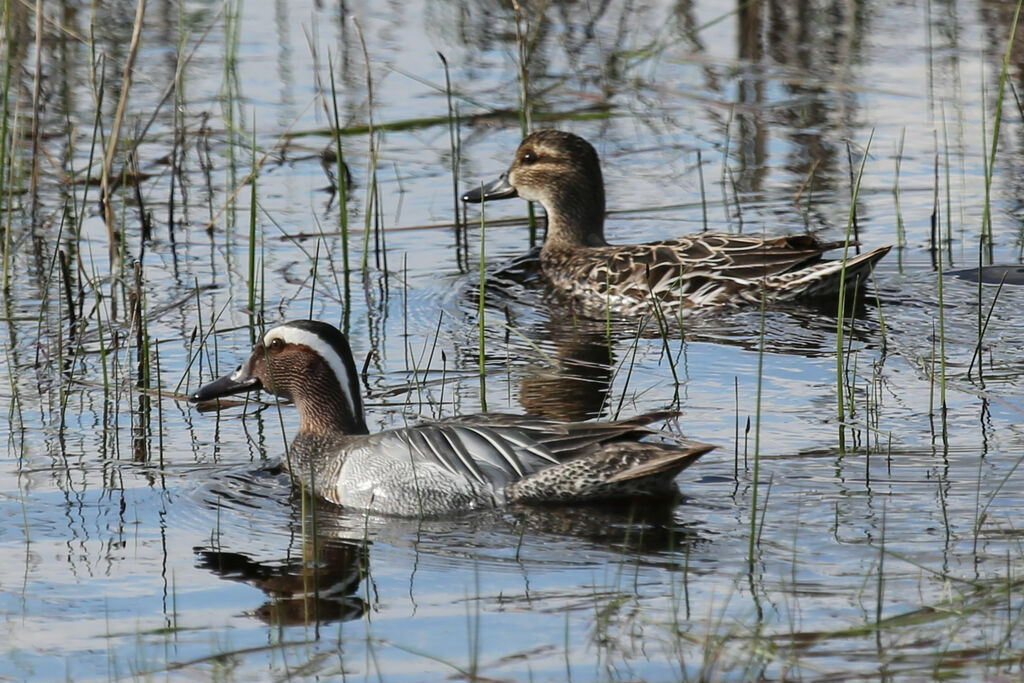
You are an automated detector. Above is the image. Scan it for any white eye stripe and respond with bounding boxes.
[263,326,360,419]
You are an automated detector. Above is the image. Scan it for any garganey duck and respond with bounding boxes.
[190,320,714,517]
[463,129,891,316]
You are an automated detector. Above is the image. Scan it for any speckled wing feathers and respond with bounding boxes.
[507,441,713,504]
[544,233,890,315]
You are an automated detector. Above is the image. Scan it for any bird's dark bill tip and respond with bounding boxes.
[461,174,517,203]
[189,372,261,403]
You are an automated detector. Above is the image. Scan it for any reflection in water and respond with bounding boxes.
[194,466,368,627]
[318,496,712,568]
[483,252,618,419]
[194,465,709,627]
[948,265,1024,286]
[875,269,1024,392]
[506,498,707,559]
[195,540,368,626]
[518,337,613,421]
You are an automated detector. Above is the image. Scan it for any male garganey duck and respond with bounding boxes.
[190,320,714,517]
[463,129,890,316]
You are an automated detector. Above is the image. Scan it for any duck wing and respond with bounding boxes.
[384,411,686,491]
[670,233,844,277]
[554,233,874,308]
[595,233,843,284]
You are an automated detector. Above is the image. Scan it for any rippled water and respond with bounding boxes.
[3,0,1024,679]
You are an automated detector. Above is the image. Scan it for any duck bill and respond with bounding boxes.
[461,173,517,203]
[190,364,262,403]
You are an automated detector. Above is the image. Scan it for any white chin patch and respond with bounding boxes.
[229,364,247,382]
[508,172,537,201]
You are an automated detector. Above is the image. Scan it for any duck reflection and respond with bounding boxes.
[517,336,613,421]
[194,474,708,624]
[195,534,367,626]
[505,497,706,558]
[194,477,369,628]
[948,265,1024,286]
[470,248,616,420]
[333,497,710,566]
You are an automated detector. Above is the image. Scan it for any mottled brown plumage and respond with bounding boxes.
[464,129,890,316]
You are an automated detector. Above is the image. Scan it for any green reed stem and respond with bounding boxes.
[835,129,873,454]
[605,268,613,354]
[893,127,906,258]
[361,140,379,274]
[29,0,42,208]
[247,120,257,327]
[134,260,150,391]
[154,342,164,467]
[928,320,936,422]
[512,1,539,245]
[175,298,228,395]
[354,20,378,277]
[328,57,351,330]
[697,149,707,232]
[2,108,18,294]
[756,474,772,548]
[612,321,644,420]
[982,0,1022,252]
[645,286,680,406]
[734,376,740,478]
[721,105,734,226]
[974,449,1024,558]
[439,53,461,235]
[942,106,953,263]
[3,341,20,428]
[100,0,146,259]
[92,264,110,396]
[221,0,241,239]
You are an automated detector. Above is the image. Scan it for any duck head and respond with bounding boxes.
[190,320,369,436]
[463,130,608,248]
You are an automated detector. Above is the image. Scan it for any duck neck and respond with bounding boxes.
[289,358,369,437]
[295,394,369,437]
[541,179,608,251]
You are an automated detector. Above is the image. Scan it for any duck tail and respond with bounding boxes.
[768,244,891,300]
[506,440,715,505]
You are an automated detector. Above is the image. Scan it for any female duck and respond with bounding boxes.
[463,130,890,316]
[191,320,714,517]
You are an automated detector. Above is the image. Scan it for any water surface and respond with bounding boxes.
[2,0,1024,678]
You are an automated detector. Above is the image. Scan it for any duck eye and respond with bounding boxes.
[269,338,285,351]
[521,150,538,164]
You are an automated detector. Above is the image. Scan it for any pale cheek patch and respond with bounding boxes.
[509,170,539,202]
